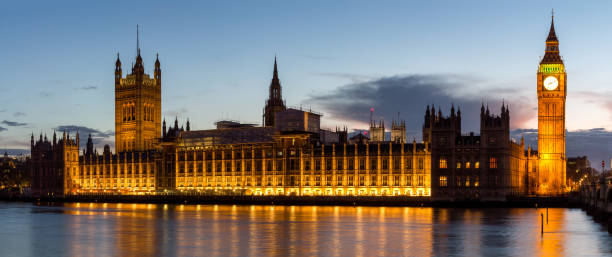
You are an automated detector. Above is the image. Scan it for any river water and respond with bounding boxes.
[0,202,610,257]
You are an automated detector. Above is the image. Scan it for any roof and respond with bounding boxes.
[180,127,276,146]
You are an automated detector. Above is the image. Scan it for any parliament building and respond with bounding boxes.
[30,17,567,199]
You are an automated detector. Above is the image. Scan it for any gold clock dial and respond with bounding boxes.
[543,76,558,90]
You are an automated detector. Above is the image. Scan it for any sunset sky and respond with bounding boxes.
[1,1,611,165]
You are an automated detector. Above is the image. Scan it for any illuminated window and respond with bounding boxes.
[418,159,424,170]
[466,162,471,169]
[371,175,377,186]
[394,175,399,186]
[439,157,448,169]
[474,176,479,187]
[489,157,497,169]
[439,176,447,187]
[475,162,480,169]
[466,176,470,187]
[418,175,424,186]
[457,162,462,169]
[406,158,413,169]
[406,175,412,186]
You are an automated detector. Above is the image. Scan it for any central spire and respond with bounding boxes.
[547,10,558,42]
[269,56,281,100]
[540,12,562,65]
[136,24,140,55]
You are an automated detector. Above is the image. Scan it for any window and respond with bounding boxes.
[456,176,461,187]
[406,158,413,169]
[304,161,310,171]
[439,176,447,187]
[406,175,412,186]
[370,175,377,186]
[326,159,332,171]
[489,157,497,169]
[474,176,479,187]
[348,159,354,170]
[359,176,365,186]
[382,159,388,170]
[326,176,332,186]
[418,175,424,186]
[382,176,388,186]
[418,158,424,170]
[439,157,448,169]
[370,159,377,170]
[457,162,462,169]
[394,175,399,186]
[466,162,471,169]
[475,162,480,169]
[465,176,470,187]
[337,160,343,171]
[337,175,343,186]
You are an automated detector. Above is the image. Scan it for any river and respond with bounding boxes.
[0,202,610,256]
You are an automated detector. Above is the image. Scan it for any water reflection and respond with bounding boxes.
[0,202,610,257]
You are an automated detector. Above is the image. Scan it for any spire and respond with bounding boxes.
[541,11,562,64]
[136,24,140,55]
[273,56,278,80]
[269,57,282,100]
[547,9,558,42]
[132,25,144,75]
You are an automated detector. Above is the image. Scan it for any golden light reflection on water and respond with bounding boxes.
[11,203,612,257]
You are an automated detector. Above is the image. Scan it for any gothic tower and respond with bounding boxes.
[114,27,162,152]
[263,57,286,127]
[537,14,566,194]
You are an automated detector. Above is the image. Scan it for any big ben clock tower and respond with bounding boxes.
[537,14,566,195]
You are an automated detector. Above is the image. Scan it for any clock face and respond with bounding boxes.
[543,76,559,90]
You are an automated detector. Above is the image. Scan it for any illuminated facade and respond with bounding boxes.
[537,16,567,195]
[30,17,566,198]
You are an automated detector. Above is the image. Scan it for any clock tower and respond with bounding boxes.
[537,15,566,195]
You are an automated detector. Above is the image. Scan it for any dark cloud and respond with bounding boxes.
[13,112,25,117]
[511,128,612,169]
[54,125,115,150]
[54,125,114,138]
[305,74,535,133]
[1,120,27,127]
[0,127,6,132]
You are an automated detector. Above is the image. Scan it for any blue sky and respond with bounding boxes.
[1,1,612,164]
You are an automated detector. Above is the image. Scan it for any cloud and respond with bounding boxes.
[573,91,612,120]
[164,108,188,117]
[1,120,27,126]
[304,74,535,133]
[54,125,114,138]
[13,112,25,117]
[77,85,97,90]
[511,128,612,169]
[0,127,6,132]
[299,54,334,61]
[54,125,115,150]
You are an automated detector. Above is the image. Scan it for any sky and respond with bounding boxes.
[1,1,612,166]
